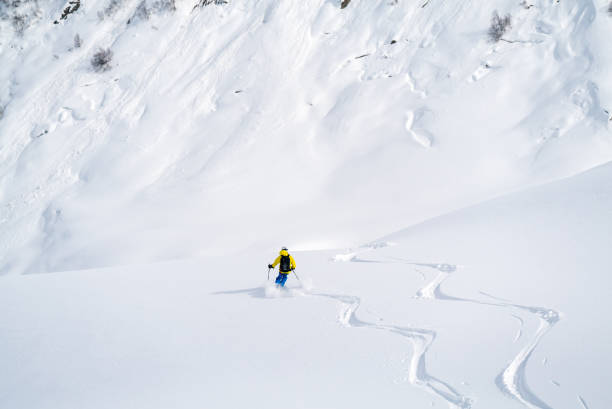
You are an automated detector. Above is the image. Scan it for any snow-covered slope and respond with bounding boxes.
[2,160,611,409]
[371,161,612,409]
[1,2,612,407]
[1,0,611,274]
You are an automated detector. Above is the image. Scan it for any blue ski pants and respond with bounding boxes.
[275,272,289,287]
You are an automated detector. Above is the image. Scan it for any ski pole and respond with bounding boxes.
[292,269,300,282]
[267,268,272,280]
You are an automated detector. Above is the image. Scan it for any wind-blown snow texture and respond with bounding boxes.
[1,1,611,408]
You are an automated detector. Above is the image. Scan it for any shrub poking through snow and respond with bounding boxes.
[1,0,41,35]
[488,11,511,42]
[341,0,351,9]
[91,48,113,72]
[12,13,28,34]
[153,0,176,11]
[128,1,149,23]
[101,0,124,19]
[608,2,612,15]
[195,0,228,6]
[54,0,80,24]
[73,33,81,48]
[127,0,176,24]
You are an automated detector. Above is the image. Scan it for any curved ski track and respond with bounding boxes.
[310,290,473,409]
[342,255,564,409]
[219,256,567,409]
[409,263,561,409]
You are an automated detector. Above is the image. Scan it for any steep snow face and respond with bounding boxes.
[1,0,611,274]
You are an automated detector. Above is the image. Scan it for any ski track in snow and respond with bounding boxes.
[218,255,566,409]
[577,395,590,409]
[311,291,472,409]
[352,255,563,409]
[215,281,472,408]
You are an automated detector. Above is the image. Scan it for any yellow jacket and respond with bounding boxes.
[272,250,296,274]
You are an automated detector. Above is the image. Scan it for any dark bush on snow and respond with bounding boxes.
[11,13,28,33]
[73,33,81,48]
[488,11,511,42]
[195,0,228,6]
[128,1,149,23]
[1,0,41,35]
[104,0,123,17]
[341,0,351,9]
[54,0,80,24]
[98,0,126,20]
[91,48,113,72]
[608,2,612,15]
[127,0,175,24]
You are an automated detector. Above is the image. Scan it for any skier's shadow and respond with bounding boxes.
[212,287,268,299]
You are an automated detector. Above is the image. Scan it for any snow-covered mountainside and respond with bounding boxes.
[2,160,611,409]
[1,1,612,408]
[1,0,611,273]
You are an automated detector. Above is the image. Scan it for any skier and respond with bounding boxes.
[268,247,296,287]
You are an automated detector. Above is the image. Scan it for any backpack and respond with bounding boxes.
[279,254,291,272]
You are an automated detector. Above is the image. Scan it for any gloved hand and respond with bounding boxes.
[268,264,273,269]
